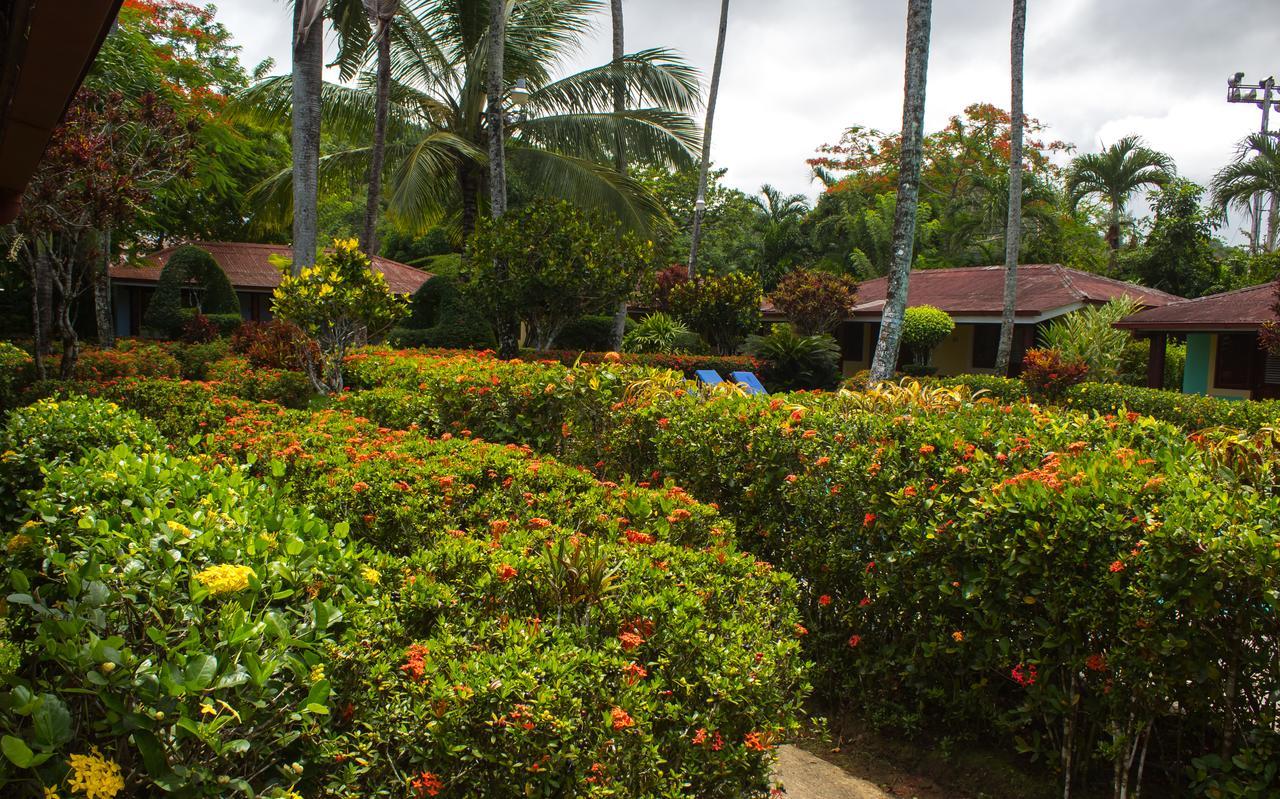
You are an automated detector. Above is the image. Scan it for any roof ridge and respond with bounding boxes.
[1052,263,1088,304]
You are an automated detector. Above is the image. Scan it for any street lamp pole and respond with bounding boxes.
[1226,73,1279,254]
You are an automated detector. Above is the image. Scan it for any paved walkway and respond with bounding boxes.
[774,745,894,799]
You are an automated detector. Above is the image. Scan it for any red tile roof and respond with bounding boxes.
[828,265,1183,320]
[109,242,433,295]
[1115,282,1278,332]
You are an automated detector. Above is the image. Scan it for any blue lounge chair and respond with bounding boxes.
[730,371,768,395]
[694,369,725,387]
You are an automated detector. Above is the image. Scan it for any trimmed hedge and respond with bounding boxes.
[337,349,1280,795]
[1065,381,1280,431]
[392,275,495,349]
[142,245,240,337]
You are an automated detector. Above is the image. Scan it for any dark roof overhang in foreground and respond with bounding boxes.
[0,0,124,223]
[1115,282,1278,333]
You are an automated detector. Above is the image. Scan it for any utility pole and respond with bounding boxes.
[1226,73,1279,254]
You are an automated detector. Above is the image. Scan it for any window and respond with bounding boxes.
[971,324,1000,370]
[1265,353,1280,386]
[837,322,866,362]
[1214,334,1256,390]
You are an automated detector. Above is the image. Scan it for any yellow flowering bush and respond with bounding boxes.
[193,564,256,597]
[271,238,408,394]
[65,750,123,799]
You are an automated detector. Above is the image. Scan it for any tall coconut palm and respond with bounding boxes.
[1211,132,1280,254]
[868,0,934,383]
[360,0,401,256]
[290,0,372,272]
[243,0,701,243]
[1066,135,1174,272]
[750,183,808,224]
[484,0,517,356]
[687,0,729,278]
[995,0,1026,375]
[607,0,629,350]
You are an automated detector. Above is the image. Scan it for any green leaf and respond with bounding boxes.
[33,695,72,748]
[2,735,34,768]
[184,654,218,691]
[132,730,170,778]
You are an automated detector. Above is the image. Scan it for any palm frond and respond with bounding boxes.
[515,108,699,168]
[507,145,668,233]
[528,49,701,114]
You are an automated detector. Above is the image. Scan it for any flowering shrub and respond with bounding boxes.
[338,348,1280,795]
[768,269,859,335]
[205,357,313,408]
[65,342,182,382]
[271,238,408,393]
[668,272,764,354]
[230,320,317,371]
[1021,347,1089,400]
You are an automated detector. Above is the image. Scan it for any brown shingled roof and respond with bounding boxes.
[109,242,433,295]
[1115,282,1278,332]
[838,265,1183,319]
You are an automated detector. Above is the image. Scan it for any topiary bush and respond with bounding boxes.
[556,314,632,352]
[391,276,496,350]
[142,246,240,338]
[668,273,764,355]
[899,305,955,367]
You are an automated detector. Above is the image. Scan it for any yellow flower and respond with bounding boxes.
[200,701,217,717]
[167,520,194,538]
[194,564,256,597]
[309,664,326,683]
[66,749,124,799]
[360,566,381,585]
[6,533,33,554]
[43,786,60,799]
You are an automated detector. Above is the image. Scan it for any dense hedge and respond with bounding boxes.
[142,245,240,337]
[521,350,763,377]
[0,342,32,414]
[338,348,1280,795]
[0,390,808,797]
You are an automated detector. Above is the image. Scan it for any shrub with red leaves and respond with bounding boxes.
[230,320,316,370]
[1021,348,1089,400]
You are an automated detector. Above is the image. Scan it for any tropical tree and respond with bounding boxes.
[361,0,402,255]
[687,0,730,277]
[1211,132,1280,254]
[608,0,629,350]
[750,184,809,285]
[244,0,700,245]
[868,0,934,383]
[1065,135,1174,272]
[995,0,1027,373]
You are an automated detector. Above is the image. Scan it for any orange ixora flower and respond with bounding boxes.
[610,706,635,730]
[818,595,832,607]
[401,644,430,681]
[411,771,444,797]
[495,563,518,582]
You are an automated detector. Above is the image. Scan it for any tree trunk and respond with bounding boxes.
[486,0,518,358]
[607,0,629,351]
[687,0,730,279]
[30,249,50,379]
[868,0,933,383]
[292,0,324,274]
[1106,203,1121,273]
[994,0,1026,375]
[360,1,397,258]
[93,227,116,348]
[1266,192,1278,253]
[52,259,78,380]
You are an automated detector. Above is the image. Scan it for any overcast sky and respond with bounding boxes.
[216,0,1275,240]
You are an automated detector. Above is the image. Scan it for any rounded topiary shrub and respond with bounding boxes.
[142,246,240,338]
[900,305,955,367]
[392,275,494,350]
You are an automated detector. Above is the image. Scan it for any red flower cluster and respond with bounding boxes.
[495,563,518,582]
[411,771,444,797]
[610,706,635,731]
[402,644,430,682]
[1011,663,1037,687]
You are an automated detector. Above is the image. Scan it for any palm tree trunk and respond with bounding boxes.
[1267,192,1278,253]
[608,0,629,351]
[868,0,933,383]
[360,2,397,258]
[995,0,1026,375]
[687,0,729,279]
[93,227,115,348]
[292,0,324,274]
[486,0,518,358]
[1107,202,1121,273]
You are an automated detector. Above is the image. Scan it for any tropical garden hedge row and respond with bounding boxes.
[336,347,1280,795]
[0,391,808,797]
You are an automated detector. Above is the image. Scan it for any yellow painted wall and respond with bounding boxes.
[840,323,999,377]
[1205,333,1253,400]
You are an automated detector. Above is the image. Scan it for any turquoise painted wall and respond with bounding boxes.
[1183,333,1211,395]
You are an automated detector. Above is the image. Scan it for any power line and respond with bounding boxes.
[1226,73,1279,254]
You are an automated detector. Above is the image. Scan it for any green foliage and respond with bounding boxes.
[668,273,764,355]
[0,397,162,518]
[769,270,859,335]
[1021,348,1090,399]
[899,305,956,366]
[271,238,409,393]
[743,325,841,391]
[1121,180,1219,298]
[230,320,315,370]
[1117,339,1186,391]
[142,246,240,338]
[1038,297,1141,381]
[463,201,655,351]
[556,315,633,352]
[1065,382,1280,432]
[205,357,313,408]
[624,312,701,355]
[395,275,495,350]
[0,343,33,414]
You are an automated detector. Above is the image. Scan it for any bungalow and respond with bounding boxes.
[1115,282,1280,400]
[108,241,434,338]
[776,264,1183,377]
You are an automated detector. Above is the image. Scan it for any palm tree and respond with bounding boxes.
[868,0,934,383]
[1211,132,1280,254]
[995,0,1026,375]
[687,0,729,278]
[360,0,401,256]
[1066,135,1174,272]
[750,183,808,224]
[290,0,371,272]
[751,184,808,285]
[607,0,628,351]
[484,0,516,356]
[243,0,700,243]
